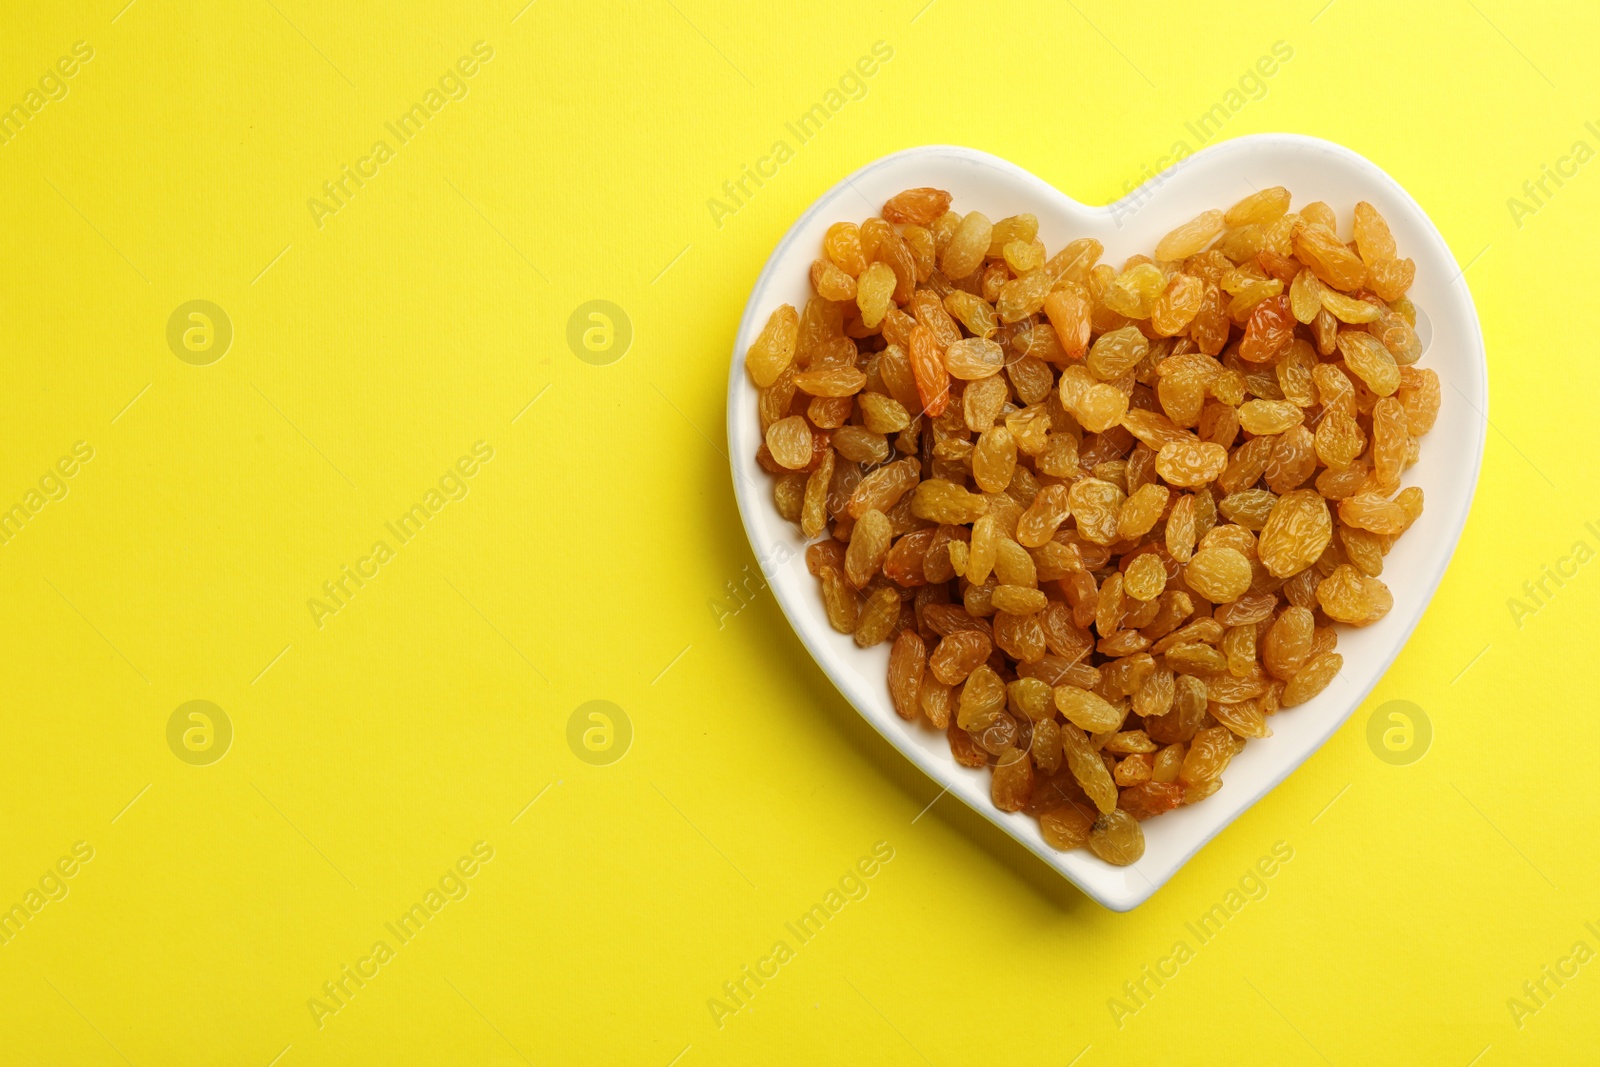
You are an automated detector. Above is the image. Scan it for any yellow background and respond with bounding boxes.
[1,0,1595,1063]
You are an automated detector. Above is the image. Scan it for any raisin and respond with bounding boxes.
[1238,399,1303,435]
[944,338,1005,380]
[1117,483,1170,542]
[1016,484,1072,547]
[824,222,868,276]
[941,211,992,279]
[1219,489,1278,531]
[1087,325,1149,380]
[793,365,866,398]
[929,630,992,684]
[992,748,1035,812]
[758,187,1437,839]
[996,269,1054,324]
[1213,699,1269,739]
[856,262,896,329]
[1055,684,1125,733]
[1282,652,1342,706]
[882,187,952,226]
[1352,201,1396,264]
[1180,726,1234,784]
[1123,552,1168,602]
[1043,284,1092,358]
[921,676,953,728]
[765,416,814,470]
[833,425,890,466]
[1288,269,1323,324]
[1372,397,1409,492]
[774,471,806,522]
[1225,187,1290,227]
[1293,221,1365,290]
[1316,564,1393,626]
[1118,781,1185,820]
[888,630,926,720]
[1061,723,1119,814]
[1368,257,1415,302]
[1240,294,1295,363]
[1185,546,1253,602]
[1337,492,1410,536]
[854,585,901,647]
[818,565,859,633]
[850,458,921,518]
[1068,477,1126,546]
[972,426,1017,493]
[1166,495,1198,562]
[842,508,890,584]
[1039,804,1094,851]
[992,585,1047,615]
[1337,331,1400,396]
[1149,274,1204,337]
[1257,489,1333,578]
[1156,441,1228,487]
[1089,809,1146,865]
[746,304,799,387]
[947,720,987,767]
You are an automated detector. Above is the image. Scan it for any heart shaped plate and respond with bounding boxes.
[725,136,1486,910]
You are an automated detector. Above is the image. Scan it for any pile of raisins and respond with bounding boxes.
[748,185,1439,866]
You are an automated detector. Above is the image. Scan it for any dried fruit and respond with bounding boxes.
[1257,489,1332,578]
[854,585,900,647]
[765,416,814,470]
[1089,809,1145,865]
[1118,781,1185,820]
[1293,222,1365,290]
[1061,723,1118,814]
[996,269,1054,323]
[845,509,892,587]
[888,630,925,720]
[972,426,1017,493]
[1316,564,1394,626]
[1238,399,1303,435]
[1040,804,1094,851]
[793,365,866,397]
[1240,294,1295,363]
[1044,284,1092,357]
[1117,483,1169,541]
[944,338,1005,380]
[991,748,1034,812]
[1055,684,1124,733]
[1352,201,1396,264]
[883,187,952,226]
[1337,331,1401,397]
[745,305,799,388]
[1184,546,1252,603]
[1282,652,1342,706]
[754,185,1438,857]
[851,458,920,518]
[911,478,987,524]
[818,565,858,633]
[824,222,868,276]
[856,262,896,328]
[1180,727,1234,784]
[1123,552,1168,602]
[1225,187,1290,227]
[1151,273,1204,336]
[930,630,992,684]
[1087,325,1149,380]
[942,211,992,279]
[1156,441,1228,487]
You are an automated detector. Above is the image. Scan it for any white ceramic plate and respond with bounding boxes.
[726,137,1486,911]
